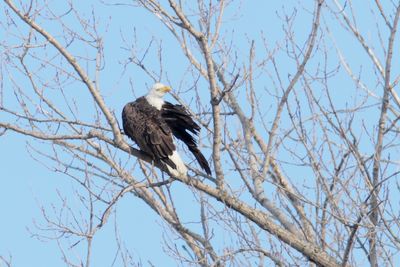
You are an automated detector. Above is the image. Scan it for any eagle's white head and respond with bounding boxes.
[145,83,171,110]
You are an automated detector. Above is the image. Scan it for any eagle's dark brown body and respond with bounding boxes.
[122,97,211,175]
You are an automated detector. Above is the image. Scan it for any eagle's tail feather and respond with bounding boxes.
[165,150,188,176]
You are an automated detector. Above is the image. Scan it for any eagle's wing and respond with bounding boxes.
[162,102,211,175]
[122,98,177,169]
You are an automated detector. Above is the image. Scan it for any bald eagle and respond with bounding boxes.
[122,83,211,176]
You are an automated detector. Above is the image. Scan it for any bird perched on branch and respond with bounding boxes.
[122,83,211,176]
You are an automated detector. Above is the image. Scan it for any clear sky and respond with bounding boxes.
[1,0,397,266]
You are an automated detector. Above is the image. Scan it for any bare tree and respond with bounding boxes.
[1,0,400,266]
[0,254,12,267]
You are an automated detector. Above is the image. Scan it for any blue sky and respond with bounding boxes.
[1,0,398,266]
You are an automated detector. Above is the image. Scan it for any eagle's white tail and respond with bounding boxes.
[167,150,188,176]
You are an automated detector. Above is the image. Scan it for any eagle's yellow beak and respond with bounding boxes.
[161,86,171,93]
